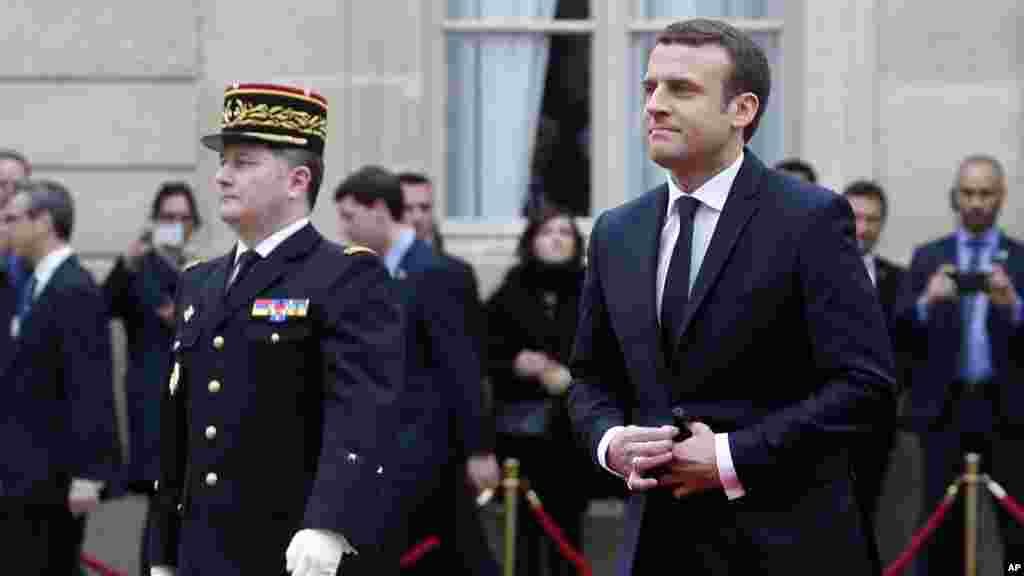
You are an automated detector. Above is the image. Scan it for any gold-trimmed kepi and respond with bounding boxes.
[201,83,328,155]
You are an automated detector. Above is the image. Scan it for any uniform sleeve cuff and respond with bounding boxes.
[597,426,626,478]
[715,433,746,500]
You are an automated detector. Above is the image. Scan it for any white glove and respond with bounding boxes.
[150,567,176,576]
[286,529,356,576]
[68,478,104,517]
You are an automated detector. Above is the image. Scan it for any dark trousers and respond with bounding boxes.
[851,429,896,575]
[0,503,87,574]
[918,383,1024,575]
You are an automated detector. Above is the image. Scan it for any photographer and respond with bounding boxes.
[903,155,1023,575]
[102,181,200,574]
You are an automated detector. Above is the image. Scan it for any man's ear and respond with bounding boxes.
[729,92,760,132]
[287,165,312,200]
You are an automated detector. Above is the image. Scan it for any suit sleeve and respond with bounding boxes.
[728,195,897,491]
[301,254,407,557]
[149,270,194,567]
[60,281,120,482]
[567,213,631,464]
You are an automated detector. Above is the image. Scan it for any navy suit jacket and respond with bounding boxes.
[569,152,896,573]
[901,233,1024,431]
[0,254,30,372]
[0,254,119,505]
[396,239,492,461]
[150,224,407,574]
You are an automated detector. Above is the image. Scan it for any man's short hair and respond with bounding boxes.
[14,179,74,241]
[0,149,32,176]
[957,154,1006,187]
[273,147,324,210]
[396,171,432,187]
[334,165,405,221]
[843,179,889,222]
[656,19,771,143]
[774,158,818,184]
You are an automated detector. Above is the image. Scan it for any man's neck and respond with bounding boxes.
[381,223,412,256]
[669,139,743,193]
[234,211,306,249]
[30,238,66,267]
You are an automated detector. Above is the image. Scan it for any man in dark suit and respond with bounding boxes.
[148,84,406,576]
[396,171,485,358]
[842,179,908,575]
[568,19,896,575]
[902,155,1023,576]
[0,149,33,371]
[335,165,499,576]
[0,179,119,574]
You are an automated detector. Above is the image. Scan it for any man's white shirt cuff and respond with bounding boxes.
[715,433,745,500]
[597,426,626,477]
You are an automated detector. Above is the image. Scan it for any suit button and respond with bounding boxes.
[173,340,181,352]
[176,503,184,513]
[205,425,217,440]
[153,480,159,492]
[208,380,221,393]
[213,336,224,350]
[271,332,280,343]
[205,472,218,487]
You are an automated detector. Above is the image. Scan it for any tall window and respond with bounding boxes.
[628,0,784,196]
[446,0,592,219]
[441,0,783,220]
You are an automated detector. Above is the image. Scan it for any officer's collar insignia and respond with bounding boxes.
[252,299,309,323]
[184,305,195,323]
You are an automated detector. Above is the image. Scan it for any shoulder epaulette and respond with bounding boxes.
[344,245,377,257]
[183,258,205,271]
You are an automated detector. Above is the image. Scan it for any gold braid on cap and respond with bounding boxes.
[223,100,327,140]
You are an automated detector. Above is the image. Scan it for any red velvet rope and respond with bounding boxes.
[987,478,1024,526]
[523,489,594,576]
[882,482,960,576]
[80,553,127,576]
[399,535,442,568]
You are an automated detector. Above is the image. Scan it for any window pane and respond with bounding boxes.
[448,0,588,19]
[631,0,783,19]
[626,30,783,197]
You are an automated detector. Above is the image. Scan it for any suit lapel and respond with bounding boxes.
[627,185,669,367]
[213,224,321,329]
[673,153,763,347]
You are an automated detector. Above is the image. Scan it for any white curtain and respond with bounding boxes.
[447,0,558,218]
[628,0,783,197]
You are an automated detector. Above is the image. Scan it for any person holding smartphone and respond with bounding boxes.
[903,154,1023,576]
[102,181,201,574]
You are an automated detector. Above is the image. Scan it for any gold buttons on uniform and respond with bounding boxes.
[205,425,217,440]
[205,472,218,487]
[208,380,221,393]
[213,336,224,350]
[173,340,181,352]
[271,332,280,344]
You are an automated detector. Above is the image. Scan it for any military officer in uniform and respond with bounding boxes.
[149,83,406,576]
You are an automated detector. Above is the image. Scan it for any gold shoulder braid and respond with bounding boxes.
[344,245,376,257]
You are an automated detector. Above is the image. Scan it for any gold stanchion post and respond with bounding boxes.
[503,458,520,576]
[964,452,980,576]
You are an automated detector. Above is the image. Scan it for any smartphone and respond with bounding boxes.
[952,271,989,294]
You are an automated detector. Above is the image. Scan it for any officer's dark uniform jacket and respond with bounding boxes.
[149,223,406,574]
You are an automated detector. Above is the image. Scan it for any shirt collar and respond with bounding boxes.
[666,150,744,215]
[384,228,417,278]
[234,218,310,264]
[956,226,999,248]
[32,244,74,298]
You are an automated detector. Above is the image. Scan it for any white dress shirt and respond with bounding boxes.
[863,254,877,287]
[597,152,747,500]
[230,217,310,282]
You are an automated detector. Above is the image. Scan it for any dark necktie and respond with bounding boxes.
[961,238,985,383]
[661,195,700,352]
[17,275,37,322]
[227,250,261,294]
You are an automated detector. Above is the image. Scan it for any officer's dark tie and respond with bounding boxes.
[661,194,700,353]
[17,275,37,323]
[227,250,261,294]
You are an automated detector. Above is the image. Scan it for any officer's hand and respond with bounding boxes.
[988,264,1019,309]
[285,529,354,576]
[124,232,151,271]
[923,267,957,305]
[513,350,551,379]
[466,452,500,493]
[67,478,103,517]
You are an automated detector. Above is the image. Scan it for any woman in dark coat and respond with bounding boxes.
[103,181,201,574]
[486,206,619,576]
